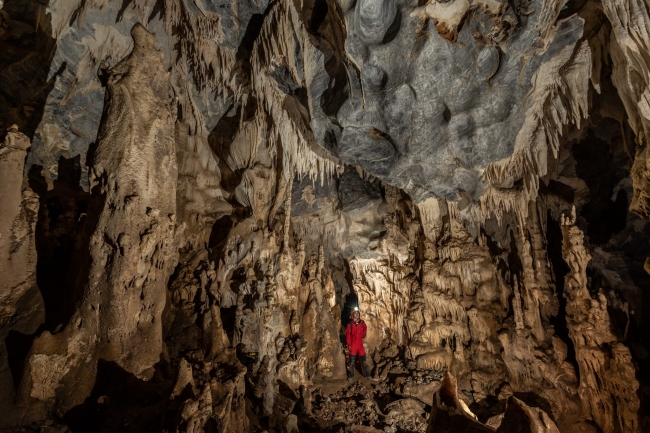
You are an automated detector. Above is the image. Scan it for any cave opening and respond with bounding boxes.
[208,215,234,252]
[208,104,245,195]
[28,156,90,332]
[341,290,359,330]
[341,259,358,331]
[220,305,238,346]
[63,360,175,433]
[572,124,630,245]
[5,330,35,389]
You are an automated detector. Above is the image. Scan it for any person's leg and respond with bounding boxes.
[348,354,356,378]
[360,354,370,377]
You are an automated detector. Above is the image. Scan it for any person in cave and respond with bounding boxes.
[346,309,370,381]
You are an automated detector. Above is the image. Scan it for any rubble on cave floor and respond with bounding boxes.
[296,375,428,433]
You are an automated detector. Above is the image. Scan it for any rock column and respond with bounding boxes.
[561,207,641,433]
[19,23,179,417]
[0,126,44,417]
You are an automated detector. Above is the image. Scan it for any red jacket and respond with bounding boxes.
[346,320,367,356]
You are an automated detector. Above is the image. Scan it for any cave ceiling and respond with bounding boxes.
[1,0,650,432]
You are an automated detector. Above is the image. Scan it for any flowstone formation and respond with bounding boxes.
[0,0,650,432]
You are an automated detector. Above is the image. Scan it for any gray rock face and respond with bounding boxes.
[355,0,397,45]
[1,0,587,205]
[1,0,268,189]
[316,0,586,202]
[0,0,649,432]
[338,167,383,212]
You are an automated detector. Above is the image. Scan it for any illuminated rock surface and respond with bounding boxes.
[0,0,648,432]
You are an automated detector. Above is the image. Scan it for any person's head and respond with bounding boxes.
[351,309,360,323]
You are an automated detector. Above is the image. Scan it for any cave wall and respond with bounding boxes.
[0,0,649,432]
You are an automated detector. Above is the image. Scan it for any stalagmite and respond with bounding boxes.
[426,372,491,433]
[283,172,294,251]
[512,277,525,331]
[0,126,44,415]
[561,206,641,433]
[1,0,649,431]
[15,24,179,417]
[519,232,546,341]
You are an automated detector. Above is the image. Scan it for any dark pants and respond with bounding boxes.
[349,354,370,378]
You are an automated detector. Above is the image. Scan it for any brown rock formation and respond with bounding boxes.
[427,372,563,433]
[495,396,561,433]
[427,372,493,433]
[0,0,649,431]
[0,125,44,413]
[561,207,641,433]
[11,23,179,421]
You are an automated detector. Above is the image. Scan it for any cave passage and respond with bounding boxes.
[1,0,649,432]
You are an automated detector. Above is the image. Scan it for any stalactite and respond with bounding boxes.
[247,0,343,185]
[2,0,648,430]
[283,171,294,251]
[164,0,236,98]
[512,276,525,331]
[484,41,591,203]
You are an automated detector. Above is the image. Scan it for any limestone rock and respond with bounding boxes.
[426,372,492,432]
[495,396,560,433]
[0,126,45,415]
[13,23,180,420]
[561,208,641,433]
[0,0,649,432]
